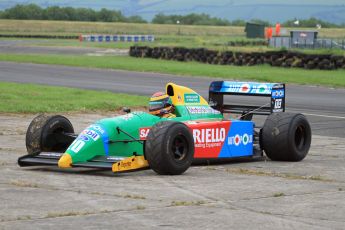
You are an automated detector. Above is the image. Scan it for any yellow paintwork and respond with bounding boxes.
[166,82,209,106]
[112,156,149,172]
[58,153,72,168]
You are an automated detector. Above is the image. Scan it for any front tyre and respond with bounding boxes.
[145,121,194,175]
[262,113,311,161]
[26,114,74,155]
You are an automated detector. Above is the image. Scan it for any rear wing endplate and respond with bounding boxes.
[209,81,285,116]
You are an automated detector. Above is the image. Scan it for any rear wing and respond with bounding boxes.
[209,81,285,116]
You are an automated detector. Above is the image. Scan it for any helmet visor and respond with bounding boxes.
[149,101,165,111]
[149,96,171,112]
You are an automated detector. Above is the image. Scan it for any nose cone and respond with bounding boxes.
[58,153,72,168]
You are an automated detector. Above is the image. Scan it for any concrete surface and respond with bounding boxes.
[0,113,344,230]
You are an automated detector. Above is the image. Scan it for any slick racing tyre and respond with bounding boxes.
[262,113,311,161]
[145,121,194,175]
[26,114,74,155]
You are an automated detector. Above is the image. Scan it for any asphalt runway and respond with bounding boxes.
[0,40,127,56]
[1,62,344,137]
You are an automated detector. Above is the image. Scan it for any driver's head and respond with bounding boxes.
[149,92,173,116]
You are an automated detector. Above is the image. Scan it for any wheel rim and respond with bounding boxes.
[43,126,69,151]
[294,125,306,150]
[171,134,188,161]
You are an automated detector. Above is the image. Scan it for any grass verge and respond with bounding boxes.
[0,20,244,37]
[0,36,275,52]
[0,53,344,87]
[1,36,344,55]
[1,20,345,38]
[0,82,147,113]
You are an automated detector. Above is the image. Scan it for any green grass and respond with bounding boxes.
[0,35,274,52]
[2,36,344,55]
[0,20,244,37]
[1,19,345,38]
[0,53,344,87]
[273,192,285,197]
[1,19,344,54]
[290,48,345,56]
[0,82,147,113]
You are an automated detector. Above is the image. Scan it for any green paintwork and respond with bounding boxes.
[65,91,223,164]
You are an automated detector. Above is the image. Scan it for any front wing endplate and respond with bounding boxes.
[112,156,149,173]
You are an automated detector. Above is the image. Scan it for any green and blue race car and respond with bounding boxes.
[18,81,311,175]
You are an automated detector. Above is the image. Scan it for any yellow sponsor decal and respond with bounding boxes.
[112,156,149,173]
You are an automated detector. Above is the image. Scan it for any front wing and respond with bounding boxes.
[18,153,149,172]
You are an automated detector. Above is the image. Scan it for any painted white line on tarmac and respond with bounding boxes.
[303,113,345,119]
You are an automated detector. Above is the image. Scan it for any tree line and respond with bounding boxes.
[152,14,344,28]
[0,4,343,28]
[0,4,146,23]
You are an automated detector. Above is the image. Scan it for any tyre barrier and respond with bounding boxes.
[227,40,268,47]
[80,35,154,42]
[130,46,345,70]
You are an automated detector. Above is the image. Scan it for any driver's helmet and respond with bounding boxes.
[149,92,173,116]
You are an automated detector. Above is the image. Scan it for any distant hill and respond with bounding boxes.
[1,0,344,24]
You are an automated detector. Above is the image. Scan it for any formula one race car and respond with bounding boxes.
[18,81,312,175]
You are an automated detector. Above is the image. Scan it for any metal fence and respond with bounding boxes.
[269,37,345,50]
[80,34,155,42]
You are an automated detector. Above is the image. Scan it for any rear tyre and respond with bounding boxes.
[26,114,74,155]
[145,121,194,175]
[262,113,311,161]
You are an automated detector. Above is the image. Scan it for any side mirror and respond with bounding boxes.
[122,107,131,113]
